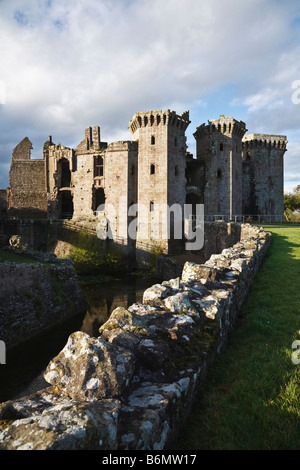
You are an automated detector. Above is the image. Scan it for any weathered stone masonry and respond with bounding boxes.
[0,224,271,450]
[4,109,287,263]
[0,254,88,350]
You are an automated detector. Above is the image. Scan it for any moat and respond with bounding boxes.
[0,275,157,403]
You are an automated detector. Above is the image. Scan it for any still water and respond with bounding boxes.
[0,275,157,403]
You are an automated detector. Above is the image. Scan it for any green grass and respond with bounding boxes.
[176,227,300,450]
[0,249,38,264]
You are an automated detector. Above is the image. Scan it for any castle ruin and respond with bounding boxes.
[5,109,287,256]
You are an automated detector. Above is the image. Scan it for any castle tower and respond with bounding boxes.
[194,115,247,220]
[242,134,287,221]
[129,109,190,254]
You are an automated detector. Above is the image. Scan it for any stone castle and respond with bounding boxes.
[4,109,287,254]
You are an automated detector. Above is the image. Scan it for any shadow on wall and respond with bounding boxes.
[0,217,243,278]
[4,207,47,219]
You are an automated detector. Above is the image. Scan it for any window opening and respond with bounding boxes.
[95,156,104,177]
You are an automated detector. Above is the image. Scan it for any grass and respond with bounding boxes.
[175,227,300,450]
[0,248,38,264]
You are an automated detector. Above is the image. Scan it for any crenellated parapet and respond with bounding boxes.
[128,109,190,135]
[194,115,247,140]
[242,134,288,151]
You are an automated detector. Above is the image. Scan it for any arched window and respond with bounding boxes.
[150,164,155,175]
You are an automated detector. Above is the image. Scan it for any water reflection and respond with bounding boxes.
[80,277,150,337]
[0,275,157,402]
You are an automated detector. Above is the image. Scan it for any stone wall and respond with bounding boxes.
[9,159,48,217]
[0,190,7,214]
[242,134,287,220]
[0,224,271,450]
[194,115,247,218]
[104,141,138,259]
[129,110,190,255]
[156,221,242,279]
[0,255,88,350]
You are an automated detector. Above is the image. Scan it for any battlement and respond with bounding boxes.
[242,134,288,150]
[128,109,190,134]
[6,108,287,225]
[194,115,247,140]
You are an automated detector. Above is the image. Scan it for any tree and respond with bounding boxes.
[284,185,300,221]
[284,185,300,212]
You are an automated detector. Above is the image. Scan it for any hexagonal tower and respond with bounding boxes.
[194,115,247,220]
[129,109,190,254]
[242,134,288,221]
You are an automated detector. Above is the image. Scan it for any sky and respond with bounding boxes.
[0,0,300,193]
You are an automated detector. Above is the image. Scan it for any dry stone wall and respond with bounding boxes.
[0,224,271,450]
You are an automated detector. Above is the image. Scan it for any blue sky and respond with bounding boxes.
[1,0,300,192]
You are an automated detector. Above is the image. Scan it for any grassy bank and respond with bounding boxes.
[0,248,38,264]
[176,227,300,450]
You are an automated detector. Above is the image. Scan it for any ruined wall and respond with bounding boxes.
[12,137,32,160]
[72,152,94,218]
[8,137,48,216]
[0,224,271,450]
[0,256,87,350]
[242,134,287,220]
[104,141,137,242]
[71,126,108,220]
[9,159,47,217]
[0,190,7,214]
[7,112,287,229]
[156,222,242,280]
[0,218,245,275]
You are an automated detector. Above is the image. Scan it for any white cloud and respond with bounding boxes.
[243,89,284,112]
[0,0,300,191]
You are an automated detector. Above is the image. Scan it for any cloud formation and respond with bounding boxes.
[0,0,300,191]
